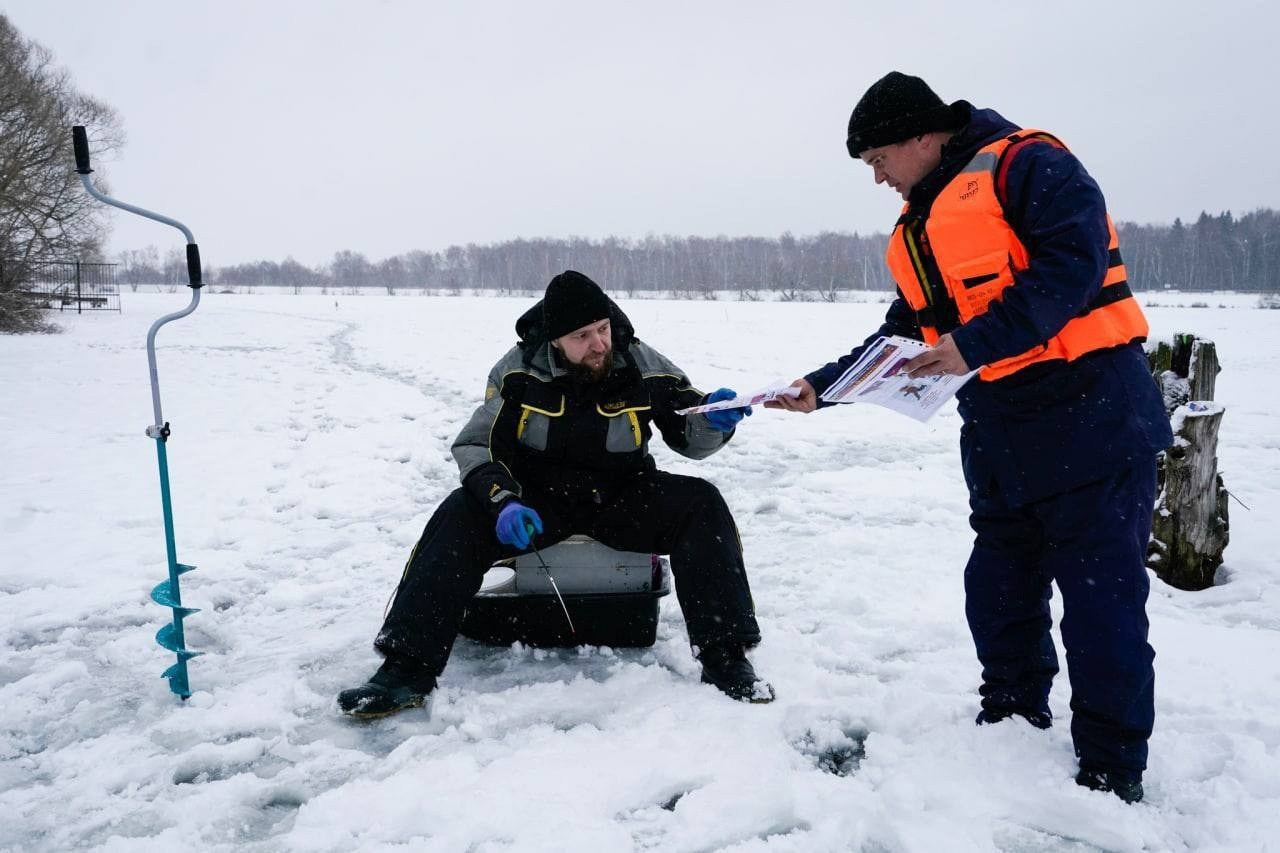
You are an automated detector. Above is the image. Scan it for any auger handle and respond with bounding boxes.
[73,125,92,174]
[186,244,202,287]
[71,125,202,287]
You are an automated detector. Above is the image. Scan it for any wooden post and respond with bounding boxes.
[1147,334,1229,590]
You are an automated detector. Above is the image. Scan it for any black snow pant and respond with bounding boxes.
[964,461,1158,775]
[374,470,761,677]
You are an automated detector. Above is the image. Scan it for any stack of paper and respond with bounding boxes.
[818,335,974,422]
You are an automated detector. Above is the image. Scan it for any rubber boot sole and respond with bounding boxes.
[342,695,427,720]
[337,684,432,720]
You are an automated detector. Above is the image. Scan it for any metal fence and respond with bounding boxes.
[0,259,121,313]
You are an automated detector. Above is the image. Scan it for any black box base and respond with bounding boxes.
[459,589,667,648]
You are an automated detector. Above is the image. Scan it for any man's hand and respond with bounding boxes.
[764,379,817,413]
[904,334,970,379]
[495,501,543,550]
[703,387,752,432]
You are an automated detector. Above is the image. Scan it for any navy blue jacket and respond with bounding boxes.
[807,105,1172,506]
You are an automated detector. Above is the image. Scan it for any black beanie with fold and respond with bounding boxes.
[845,71,962,158]
[542,270,611,340]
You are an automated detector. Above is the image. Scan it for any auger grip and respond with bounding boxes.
[72,126,92,174]
[187,244,203,287]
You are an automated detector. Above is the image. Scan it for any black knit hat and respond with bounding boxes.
[542,270,611,340]
[846,71,960,158]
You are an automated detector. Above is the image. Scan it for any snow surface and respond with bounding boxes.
[2,292,1279,852]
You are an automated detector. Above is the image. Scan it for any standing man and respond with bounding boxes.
[339,270,773,718]
[770,72,1172,803]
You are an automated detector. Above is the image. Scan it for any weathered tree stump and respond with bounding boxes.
[1147,334,1229,590]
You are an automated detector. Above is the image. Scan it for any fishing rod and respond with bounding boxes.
[526,523,575,636]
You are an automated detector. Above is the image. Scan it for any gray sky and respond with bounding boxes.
[6,0,1277,267]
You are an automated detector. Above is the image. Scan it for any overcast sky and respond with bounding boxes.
[6,0,1277,268]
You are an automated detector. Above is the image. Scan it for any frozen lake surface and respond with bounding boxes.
[3,291,1278,851]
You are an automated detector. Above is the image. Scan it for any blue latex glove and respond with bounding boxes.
[495,501,543,549]
[702,387,752,432]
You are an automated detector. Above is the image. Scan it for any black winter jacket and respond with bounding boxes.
[451,298,730,515]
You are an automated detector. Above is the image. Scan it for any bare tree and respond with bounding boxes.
[163,246,187,291]
[278,256,316,294]
[403,249,438,293]
[117,245,161,291]
[377,254,407,294]
[330,249,372,292]
[0,13,122,331]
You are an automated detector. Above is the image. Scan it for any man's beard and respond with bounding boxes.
[566,350,613,382]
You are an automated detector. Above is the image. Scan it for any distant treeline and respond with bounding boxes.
[117,208,1280,296]
[1119,209,1279,293]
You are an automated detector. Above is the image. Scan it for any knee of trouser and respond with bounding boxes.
[436,487,494,530]
[683,477,728,511]
[440,486,477,513]
[1063,622,1154,671]
[968,512,1043,558]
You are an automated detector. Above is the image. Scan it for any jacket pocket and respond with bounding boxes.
[598,403,651,453]
[515,391,564,452]
[943,251,1016,322]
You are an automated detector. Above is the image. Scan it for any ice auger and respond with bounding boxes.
[73,126,204,698]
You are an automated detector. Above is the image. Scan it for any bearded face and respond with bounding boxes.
[553,318,613,381]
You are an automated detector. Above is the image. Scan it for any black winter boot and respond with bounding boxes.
[975,707,1052,729]
[1075,767,1144,804]
[698,644,774,703]
[337,655,437,719]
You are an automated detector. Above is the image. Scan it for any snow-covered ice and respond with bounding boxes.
[2,292,1278,852]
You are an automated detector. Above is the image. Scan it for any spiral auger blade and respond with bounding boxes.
[151,562,202,698]
[147,431,202,698]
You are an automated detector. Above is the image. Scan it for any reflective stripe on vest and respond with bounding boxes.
[885,129,1148,381]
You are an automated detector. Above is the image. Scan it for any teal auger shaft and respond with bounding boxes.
[149,436,200,698]
[72,125,206,698]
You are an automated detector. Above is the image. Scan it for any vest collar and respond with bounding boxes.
[906,103,1018,211]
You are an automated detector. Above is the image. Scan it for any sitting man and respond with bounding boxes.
[339,270,772,717]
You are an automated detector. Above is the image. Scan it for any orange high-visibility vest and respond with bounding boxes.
[885,130,1147,381]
